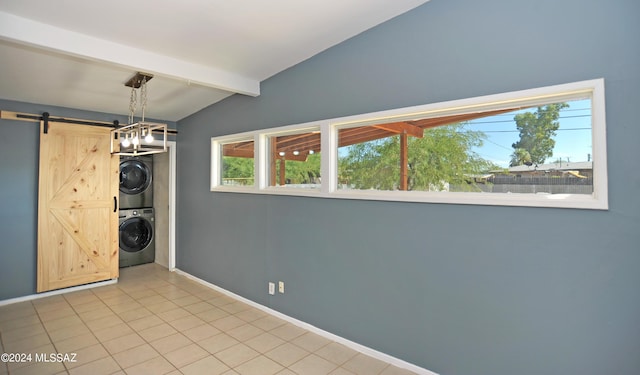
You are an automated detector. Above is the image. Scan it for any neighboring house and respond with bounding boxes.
[506,161,593,178]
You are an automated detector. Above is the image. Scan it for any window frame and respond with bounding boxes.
[211,79,608,210]
[262,126,323,190]
[211,135,257,190]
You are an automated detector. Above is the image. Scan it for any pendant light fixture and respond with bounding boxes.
[111,72,168,155]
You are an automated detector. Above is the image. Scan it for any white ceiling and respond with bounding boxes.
[0,0,428,121]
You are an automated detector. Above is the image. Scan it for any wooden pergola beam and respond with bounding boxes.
[278,153,309,162]
[279,158,286,185]
[400,131,408,190]
[373,122,423,138]
[407,108,517,129]
[222,149,254,158]
[338,127,390,147]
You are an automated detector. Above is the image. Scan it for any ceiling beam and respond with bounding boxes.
[0,11,260,97]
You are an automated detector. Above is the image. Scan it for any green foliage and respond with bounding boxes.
[223,153,321,186]
[339,124,492,191]
[222,156,254,185]
[276,153,321,184]
[511,148,532,166]
[510,103,568,166]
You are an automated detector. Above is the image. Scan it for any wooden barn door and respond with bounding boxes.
[37,121,119,292]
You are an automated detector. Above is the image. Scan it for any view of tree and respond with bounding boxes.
[222,156,254,185]
[222,154,322,186]
[339,124,496,191]
[218,98,591,195]
[509,103,568,166]
[511,148,533,166]
[275,153,321,184]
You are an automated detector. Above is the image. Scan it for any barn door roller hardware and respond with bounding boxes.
[6,111,119,134]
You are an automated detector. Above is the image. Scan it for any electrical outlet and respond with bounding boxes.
[268,282,275,295]
[278,281,285,294]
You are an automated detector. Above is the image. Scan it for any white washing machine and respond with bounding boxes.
[119,208,155,267]
[119,155,153,209]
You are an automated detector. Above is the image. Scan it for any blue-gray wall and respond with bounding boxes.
[0,99,176,300]
[176,1,640,374]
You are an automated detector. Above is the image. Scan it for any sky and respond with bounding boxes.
[466,98,592,168]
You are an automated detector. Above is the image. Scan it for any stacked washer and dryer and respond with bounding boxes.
[118,156,155,268]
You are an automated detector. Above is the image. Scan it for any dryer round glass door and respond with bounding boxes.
[120,159,152,195]
[119,217,153,253]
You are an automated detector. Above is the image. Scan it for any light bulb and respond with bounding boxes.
[293,150,300,156]
[121,136,130,147]
[145,133,154,143]
[132,135,139,146]
[309,150,315,154]
[278,151,285,156]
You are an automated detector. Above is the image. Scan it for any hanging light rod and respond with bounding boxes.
[125,72,154,88]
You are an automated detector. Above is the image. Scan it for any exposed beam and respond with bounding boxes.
[0,11,260,97]
[373,122,423,138]
[338,127,392,147]
[275,133,321,152]
[222,149,254,158]
[408,109,517,129]
[278,153,309,162]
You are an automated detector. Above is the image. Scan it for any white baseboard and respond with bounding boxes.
[0,279,118,307]
[173,268,437,375]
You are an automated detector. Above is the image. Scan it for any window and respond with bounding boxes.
[267,129,321,189]
[212,138,255,188]
[337,98,594,195]
[211,79,608,209]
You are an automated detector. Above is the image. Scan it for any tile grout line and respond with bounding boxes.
[93,280,173,374]
[134,269,375,374]
[68,288,124,375]
[1,265,421,375]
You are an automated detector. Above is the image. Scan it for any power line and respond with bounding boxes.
[483,138,513,151]
[478,127,591,134]
[468,114,591,125]
[486,107,591,118]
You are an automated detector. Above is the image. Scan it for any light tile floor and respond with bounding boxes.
[0,264,417,375]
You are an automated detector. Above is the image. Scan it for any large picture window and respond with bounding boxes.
[337,98,593,195]
[211,79,608,209]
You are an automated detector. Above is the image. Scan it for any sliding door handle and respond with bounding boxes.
[113,196,117,212]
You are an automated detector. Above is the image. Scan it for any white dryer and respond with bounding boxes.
[119,208,155,267]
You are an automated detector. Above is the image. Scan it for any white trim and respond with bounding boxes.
[167,141,177,271]
[321,121,337,194]
[211,136,258,190]
[211,79,608,210]
[0,279,117,307]
[256,134,267,190]
[173,268,438,375]
[147,140,177,270]
[210,138,221,190]
[590,79,608,207]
